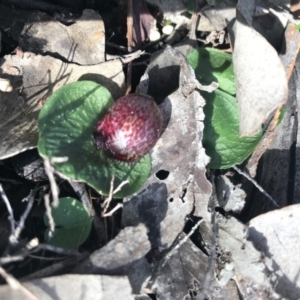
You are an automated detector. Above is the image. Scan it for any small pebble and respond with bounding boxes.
[149,29,161,41]
[162,25,174,35]
[0,78,13,92]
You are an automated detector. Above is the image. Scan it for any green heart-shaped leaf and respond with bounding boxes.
[38,81,151,197]
[44,197,93,249]
[202,89,262,169]
[187,47,236,95]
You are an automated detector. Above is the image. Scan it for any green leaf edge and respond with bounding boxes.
[187,47,236,95]
[202,89,262,169]
[43,197,93,249]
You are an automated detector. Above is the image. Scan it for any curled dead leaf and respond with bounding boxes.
[233,0,288,136]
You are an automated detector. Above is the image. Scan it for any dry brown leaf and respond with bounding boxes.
[73,224,151,275]
[248,204,300,299]
[215,174,246,213]
[131,0,157,48]
[122,46,212,249]
[279,22,300,80]
[233,0,288,136]
[19,9,105,65]
[246,21,300,177]
[0,274,134,300]
[0,53,124,159]
[147,233,240,300]
[217,215,272,295]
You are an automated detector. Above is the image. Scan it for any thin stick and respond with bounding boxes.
[12,192,35,243]
[106,50,146,64]
[2,185,38,247]
[163,219,203,267]
[102,203,123,217]
[0,184,15,234]
[27,255,67,261]
[43,158,59,207]
[0,266,39,300]
[125,62,133,95]
[121,50,145,64]
[102,174,115,214]
[34,244,79,256]
[21,254,84,281]
[44,194,55,238]
[102,175,129,216]
[106,41,127,52]
[233,166,279,208]
[125,0,133,94]
[197,205,217,299]
[0,256,24,265]
[43,157,68,239]
[189,0,199,41]
[127,0,133,52]
[1,238,39,265]
[113,179,130,195]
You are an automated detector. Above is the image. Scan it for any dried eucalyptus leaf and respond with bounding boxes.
[73,224,151,274]
[20,9,105,65]
[0,53,124,159]
[122,46,212,249]
[248,204,300,299]
[148,233,209,299]
[148,233,240,300]
[0,275,134,300]
[233,0,288,136]
[217,215,271,292]
[215,174,246,213]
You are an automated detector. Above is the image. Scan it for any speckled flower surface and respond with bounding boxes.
[93,93,163,162]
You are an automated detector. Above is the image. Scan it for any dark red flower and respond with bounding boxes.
[93,93,162,162]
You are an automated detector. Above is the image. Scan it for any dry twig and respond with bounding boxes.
[106,50,146,64]
[43,158,60,207]
[125,0,133,94]
[233,166,279,208]
[43,157,68,238]
[0,184,15,235]
[102,175,129,217]
[102,203,123,217]
[127,0,133,52]
[0,266,39,300]
[1,185,40,253]
[34,244,79,256]
[12,190,37,244]
[0,239,39,265]
[197,204,217,299]
[0,256,24,265]
[44,194,55,238]
[162,219,204,267]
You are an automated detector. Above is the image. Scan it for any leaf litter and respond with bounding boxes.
[233,0,288,137]
[0,1,300,299]
[0,53,125,159]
